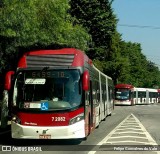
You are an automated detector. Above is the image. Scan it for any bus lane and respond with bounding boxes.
[88,112,160,154]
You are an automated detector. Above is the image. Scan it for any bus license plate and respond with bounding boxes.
[39,134,51,139]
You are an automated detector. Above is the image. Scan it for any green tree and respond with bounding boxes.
[70,0,117,60]
[0,0,91,72]
[104,32,130,84]
[118,41,160,88]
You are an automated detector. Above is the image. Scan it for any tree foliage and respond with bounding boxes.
[0,0,91,72]
[117,41,160,88]
[70,0,117,60]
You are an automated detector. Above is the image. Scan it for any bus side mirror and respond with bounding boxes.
[4,71,15,90]
[82,70,90,91]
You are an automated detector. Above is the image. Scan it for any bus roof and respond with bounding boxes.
[134,87,158,92]
[146,88,158,92]
[134,87,147,91]
[115,84,134,89]
[17,48,92,68]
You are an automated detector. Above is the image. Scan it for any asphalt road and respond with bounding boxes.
[0,103,160,154]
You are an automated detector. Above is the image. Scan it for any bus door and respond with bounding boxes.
[136,90,138,104]
[130,90,134,105]
[84,80,93,133]
[146,90,149,104]
[89,81,94,128]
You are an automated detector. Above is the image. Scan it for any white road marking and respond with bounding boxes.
[88,113,159,154]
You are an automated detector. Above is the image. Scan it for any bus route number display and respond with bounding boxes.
[31,71,65,78]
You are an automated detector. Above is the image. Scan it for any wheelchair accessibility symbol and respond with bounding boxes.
[41,102,49,110]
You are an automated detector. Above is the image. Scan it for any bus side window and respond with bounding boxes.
[108,87,110,101]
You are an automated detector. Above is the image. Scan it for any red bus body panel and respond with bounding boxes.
[18,107,84,126]
[115,84,134,89]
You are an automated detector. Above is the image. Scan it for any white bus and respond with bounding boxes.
[147,88,158,104]
[134,88,158,105]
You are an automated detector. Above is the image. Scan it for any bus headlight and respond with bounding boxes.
[69,113,84,125]
[12,116,21,124]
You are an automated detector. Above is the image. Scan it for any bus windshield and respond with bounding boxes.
[13,69,82,111]
[115,88,130,100]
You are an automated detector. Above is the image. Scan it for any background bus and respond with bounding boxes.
[134,88,158,105]
[133,88,147,104]
[114,84,134,106]
[1,48,114,140]
[147,88,158,104]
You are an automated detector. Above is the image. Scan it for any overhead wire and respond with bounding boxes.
[117,24,160,68]
[118,24,160,30]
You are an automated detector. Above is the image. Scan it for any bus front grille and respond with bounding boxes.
[26,54,74,68]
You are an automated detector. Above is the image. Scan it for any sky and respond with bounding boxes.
[112,0,160,68]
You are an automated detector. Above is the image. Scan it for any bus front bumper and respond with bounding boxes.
[11,120,85,139]
[114,100,131,105]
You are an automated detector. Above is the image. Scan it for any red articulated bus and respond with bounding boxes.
[114,84,135,106]
[1,48,114,139]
